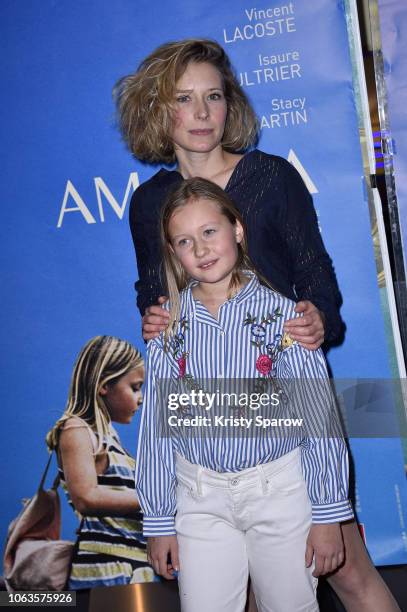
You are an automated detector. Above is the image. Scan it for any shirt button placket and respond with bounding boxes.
[218,328,225,378]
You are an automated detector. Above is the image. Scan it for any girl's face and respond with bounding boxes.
[168,198,243,291]
[100,366,144,425]
[170,61,228,156]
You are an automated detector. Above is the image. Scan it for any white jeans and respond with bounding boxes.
[175,448,318,612]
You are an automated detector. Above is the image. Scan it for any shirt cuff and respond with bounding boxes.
[311,500,354,524]
[143,515,176,536]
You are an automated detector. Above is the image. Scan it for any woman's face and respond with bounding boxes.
[170,61,228,157]
[100,366,144,425]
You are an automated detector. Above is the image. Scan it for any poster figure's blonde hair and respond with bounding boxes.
[46,336,143,454]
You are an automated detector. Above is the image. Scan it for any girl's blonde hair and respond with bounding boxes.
[114,38,258,164]
[46,336,143,454]
[161,177,261,340]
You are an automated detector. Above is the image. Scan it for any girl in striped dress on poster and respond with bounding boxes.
[47,335,154,589]
[136,178,354,612]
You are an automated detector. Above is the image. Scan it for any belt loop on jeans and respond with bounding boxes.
[256,464,268,494]
[196,465,203,496]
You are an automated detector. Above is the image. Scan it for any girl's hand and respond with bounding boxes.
[147,535,179,580]
[142,296,170,341]
[284,300,325,350]
[305,523,344,576]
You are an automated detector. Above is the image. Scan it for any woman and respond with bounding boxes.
[115,39,399,612]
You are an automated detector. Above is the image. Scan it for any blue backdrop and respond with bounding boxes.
[2,0,406,567]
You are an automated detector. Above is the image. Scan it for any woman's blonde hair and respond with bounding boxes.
[114,39,258,164]
[161,177,260,341]
[46,336,143,454]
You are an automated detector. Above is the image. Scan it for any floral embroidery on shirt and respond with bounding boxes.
[170,317,189,378]
[255,354,273,375]
[242,309,295,406]
[169,317,209,413]
[281,331,295,349]
[244,309,282,348]
[243,309,283,375]
[177,356,186,378]
[169,308,295,416]
[266,331,295,359]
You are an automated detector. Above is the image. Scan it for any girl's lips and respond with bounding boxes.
[199,260,217,269]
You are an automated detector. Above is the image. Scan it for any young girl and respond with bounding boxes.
[47,335,154,589]
[135,178,354,612]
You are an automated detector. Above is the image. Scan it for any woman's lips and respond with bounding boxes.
[189,129,213,135]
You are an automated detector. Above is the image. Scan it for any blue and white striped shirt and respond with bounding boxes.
[136,274,353,535]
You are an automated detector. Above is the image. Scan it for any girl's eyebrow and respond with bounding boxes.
[171,222,220,240]
[198,221,220,228]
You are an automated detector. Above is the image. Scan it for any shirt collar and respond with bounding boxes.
[181,270,260,315]
[233,271,260,304]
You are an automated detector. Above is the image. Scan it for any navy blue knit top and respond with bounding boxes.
[129,150,343,343]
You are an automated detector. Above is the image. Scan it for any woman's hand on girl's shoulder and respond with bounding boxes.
[283,300,325,350]
[142,296,170,341]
